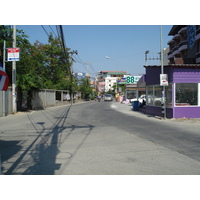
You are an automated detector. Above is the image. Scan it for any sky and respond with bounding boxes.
[3,0,198,80]
[17,25,173,78]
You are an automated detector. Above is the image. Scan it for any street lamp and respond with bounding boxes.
[145,50,149,65]
[105,56,118,93]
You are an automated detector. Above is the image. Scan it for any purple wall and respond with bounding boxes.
[145,106,173,118]
[174,107,200,118]
[173,67,200,118]
[173,68,200,83]
[146,66,200,84]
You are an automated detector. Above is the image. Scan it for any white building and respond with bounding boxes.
[105,77,118,92]
[97,71,130,93]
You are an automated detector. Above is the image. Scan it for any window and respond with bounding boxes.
[147,86,154,105]
[147,84,172,107]
[176,83,198,106]
[154,85,162,106]
[147,85,162,106]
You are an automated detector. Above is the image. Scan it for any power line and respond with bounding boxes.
[41,25,50,37]
[77,54,97,74]
[49,25,57,37]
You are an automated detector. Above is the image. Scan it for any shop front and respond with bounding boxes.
[139,65,200,118]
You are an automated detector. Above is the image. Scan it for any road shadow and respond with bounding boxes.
[4,105,94,175]
[0,140,22,173]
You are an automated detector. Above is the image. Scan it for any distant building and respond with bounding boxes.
[97,71,130,93]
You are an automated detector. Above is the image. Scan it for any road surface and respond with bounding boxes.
[1,101,200,174]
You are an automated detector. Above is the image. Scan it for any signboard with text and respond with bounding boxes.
[160,74,168,86]
[126,76,141,84]
[7,48,20,61]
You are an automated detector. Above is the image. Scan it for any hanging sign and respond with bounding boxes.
[7,48,20,61]
[160,74,168,86]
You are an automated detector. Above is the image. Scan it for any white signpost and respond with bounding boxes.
[7,48,20,61]
[160,74,168,86]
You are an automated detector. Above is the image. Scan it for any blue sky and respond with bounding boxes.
[17,25,173,78]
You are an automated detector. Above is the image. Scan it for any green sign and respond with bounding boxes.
[126,76,134,83]
[126,76,141,84]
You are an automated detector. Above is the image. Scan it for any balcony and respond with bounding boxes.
[172,46,181,56]
[168,51,173,59]
[178,40,188,52]
[173,34,181,40]
[178,26,187,34]
[167,39,174,45]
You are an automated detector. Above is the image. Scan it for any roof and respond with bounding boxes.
[168,25,187,36]
[107,72,129,75]
[99,71,127,73]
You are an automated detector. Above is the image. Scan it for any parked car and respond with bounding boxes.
[130,94,162,106]
[104,94,113,101]
[130,94,146,103]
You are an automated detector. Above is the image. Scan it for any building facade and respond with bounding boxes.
[138,25,200,118]
[97,71,130,93]
[142,65,200,118]
[168,25,200,65]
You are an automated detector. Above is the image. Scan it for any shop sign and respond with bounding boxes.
[7,48,20,61]
[160,74,168,86]
[126,76,141,84]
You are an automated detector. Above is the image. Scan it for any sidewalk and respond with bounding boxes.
[110,101,200,125]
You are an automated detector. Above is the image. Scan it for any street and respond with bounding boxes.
[1,101,200,175]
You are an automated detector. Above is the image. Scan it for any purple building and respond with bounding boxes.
[138,25,200,118]
[141,64,200,118]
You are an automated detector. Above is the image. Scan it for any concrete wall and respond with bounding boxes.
[32,90,84,110]
[0,87,12,117]
[0,89,84,117]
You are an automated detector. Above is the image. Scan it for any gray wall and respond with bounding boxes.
[0,89,83,117]
[0,87,12,117]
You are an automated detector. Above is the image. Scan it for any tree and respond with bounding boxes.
[36,34,72,90]
[0,25,12,79]
[79,78,92,99]
[0,26,76,109]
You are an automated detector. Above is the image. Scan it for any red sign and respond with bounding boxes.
[8,48,20,53]
[7,48,20,61]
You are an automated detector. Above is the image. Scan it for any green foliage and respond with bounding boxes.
[79,78,92,98]
[0,26,74,93]
[0,25,83,109]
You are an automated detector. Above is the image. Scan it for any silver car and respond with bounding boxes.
[104,94,113,101]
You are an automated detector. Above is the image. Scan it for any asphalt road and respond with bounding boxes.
[1,101,200,175]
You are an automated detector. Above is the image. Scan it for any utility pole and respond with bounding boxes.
[160,25,166,118]
[3,41,6,116]
[12,25,17,113]
[69,50,78,105]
